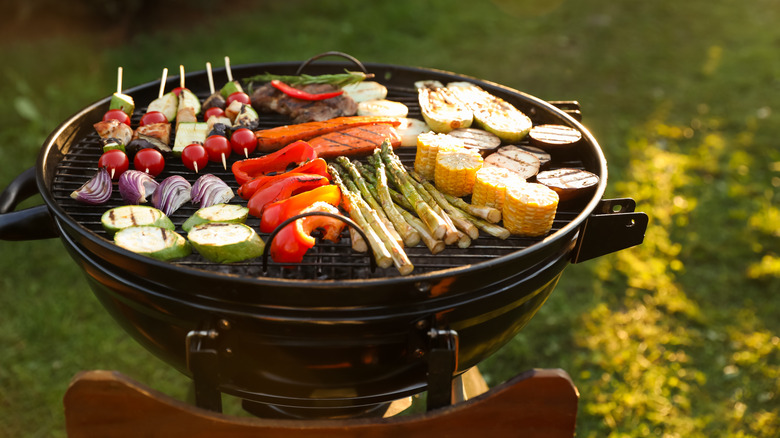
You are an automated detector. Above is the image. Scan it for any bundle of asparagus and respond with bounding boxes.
[327,140,510,275]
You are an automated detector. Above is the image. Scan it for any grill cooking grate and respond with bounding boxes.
[51,84,585,279]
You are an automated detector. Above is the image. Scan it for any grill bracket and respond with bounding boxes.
[571,198,648,263]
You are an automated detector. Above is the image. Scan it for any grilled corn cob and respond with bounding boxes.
[434,147,483,197]
[414,132,463,180]
[471,166,525,211]
[502,183,559,237]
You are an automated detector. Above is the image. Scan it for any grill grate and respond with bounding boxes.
[51,85,586,279]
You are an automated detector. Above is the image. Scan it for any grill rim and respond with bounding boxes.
[35,61,607,290]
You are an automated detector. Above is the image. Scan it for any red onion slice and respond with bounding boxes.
[151,175,192,216]
[118,170,159,205]
[191,174,234,208]
[70,167,112,205]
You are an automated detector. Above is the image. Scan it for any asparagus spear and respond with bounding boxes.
[399,208,445,254]
[331,164,414,275]
[408,170,480,240]
[360,157,415,212]
[336,156,404,246]
[329,164,393,269]
[442,193,502,223]
[379,142,448,240]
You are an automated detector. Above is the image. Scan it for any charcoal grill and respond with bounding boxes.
[0,54,647,418]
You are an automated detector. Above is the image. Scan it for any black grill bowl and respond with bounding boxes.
[1,59,645,415]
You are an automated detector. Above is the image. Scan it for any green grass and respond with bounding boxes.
[2,1,779,436]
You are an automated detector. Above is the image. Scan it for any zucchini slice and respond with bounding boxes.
[172,122,209,156]
[187,222,265,263]
[357,99,409,118]
[182,204,249,232]
[114,226,191,261]
[446,82,532,142]
[396,118,432,147]
[147,92,178,122]
[418,86,472,134]
[101,205,174,236]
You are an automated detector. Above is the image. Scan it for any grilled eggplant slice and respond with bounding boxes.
[182,203,249,232]
[187,222,264,263]
[114,226,191,261]
[447,128,501,156]
[446,82,532,142]
[418,86,473,133]
[101,205,175,236]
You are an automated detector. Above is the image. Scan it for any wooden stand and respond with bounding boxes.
[64,368,578,437]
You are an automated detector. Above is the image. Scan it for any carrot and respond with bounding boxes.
[308,124,402,159]
[254,116,401,152]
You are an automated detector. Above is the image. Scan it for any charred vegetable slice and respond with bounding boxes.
[182,203,249,232]
[187,222,264,263]
[101,205,174,236]
[147,92,178,122]
[418,86,472,134]
[446,82,532,142]
[114,226,191,261]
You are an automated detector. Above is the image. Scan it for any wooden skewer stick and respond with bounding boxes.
[224,56,233,82]
[158,68,168,99]
[116,67,123,94]
[206,62,215,95]
[193,162,199,174]
[221,153,227,170]
[179,65,185,89]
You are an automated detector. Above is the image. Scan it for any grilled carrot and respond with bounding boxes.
[255,116,401,152]
[308,124,402,159]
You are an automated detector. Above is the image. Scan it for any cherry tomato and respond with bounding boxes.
[171,87,185,96]
[181,144,209,173]
[203,135,231,164]
[204,107,225,120]
[139,111,168,127]
[98,149,129,179]
[133,148,165,176]
[102,109,131,126]
[230,128,258,157]
[226,91,251,106]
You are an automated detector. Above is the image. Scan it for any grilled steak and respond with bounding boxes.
[251,82,358,123]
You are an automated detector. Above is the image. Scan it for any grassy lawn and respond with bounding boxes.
[1,1,778,436]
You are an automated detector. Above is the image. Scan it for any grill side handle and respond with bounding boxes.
[571,198,648,263]
[0,166,58,241]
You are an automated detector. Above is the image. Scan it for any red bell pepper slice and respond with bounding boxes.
[260,184,341,233]
[237,158,330,200]
[269,202,346,264]
[270,80,344,101]
[231,140,318,185]
[247,173,330,217]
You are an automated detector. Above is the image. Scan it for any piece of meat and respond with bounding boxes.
[253,116,402,152]
[133,122,171,146]
[250,82,358,123]
[307,124,402,158]
[93,119,133,145]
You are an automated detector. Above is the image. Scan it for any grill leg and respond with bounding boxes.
[186,329,223,412]
[426,329,459,411]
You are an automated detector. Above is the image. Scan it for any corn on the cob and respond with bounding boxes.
[434,148,483,197]
[414,132,463,180]
[471,166,525,211]
[502,183,559,237]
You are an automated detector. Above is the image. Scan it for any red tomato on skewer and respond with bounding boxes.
[226,91,251,106]
[139,111,168,127]
[102,109,131,126]
[204,107,225,120]
[133,148,165,176]
[230,128,258,157]
[98,149,129,179]
[203,135,231,168]
[181,144,209,173]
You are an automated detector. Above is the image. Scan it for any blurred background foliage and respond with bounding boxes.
[1,0,778,436]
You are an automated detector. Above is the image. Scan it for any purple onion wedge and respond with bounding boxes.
[70,167,112,205]
[191,174,234,208]
[151,175,192,216]
[118,170,159,205]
